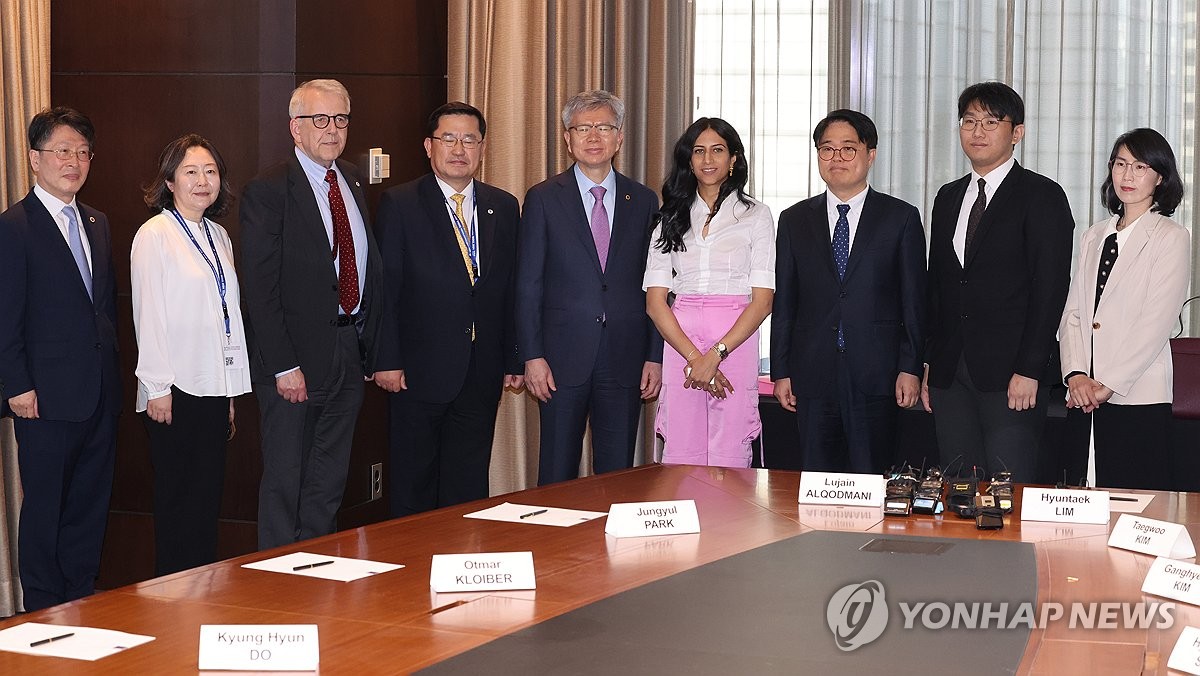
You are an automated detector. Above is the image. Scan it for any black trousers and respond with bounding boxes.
[794,353,898,474]
[389,345,502,517]
[1063,402,1172,490]
[142,387,229,576]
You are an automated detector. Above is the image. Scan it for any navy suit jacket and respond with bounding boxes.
[926,162,1074,391]
[771,188,927,397]
[0,191,121,421]
[374,174,521,403]
[516,166,662,388]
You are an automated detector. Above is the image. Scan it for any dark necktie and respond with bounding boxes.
[964,177,987,256]
[833,203,850,349]
[63,205,93,300]
[589,185,610,272]
[1094,232,1118,311]
[326,169,359,315]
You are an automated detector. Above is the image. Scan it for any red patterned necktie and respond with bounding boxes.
[326,169,359,314]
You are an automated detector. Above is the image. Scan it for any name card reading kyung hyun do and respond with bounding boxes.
[1108,513,1197,559]
[1020,487,1110,524]
[797,471,885,507]
[604,500,700,538]
[429,552,535,593]
[198,625,318,672]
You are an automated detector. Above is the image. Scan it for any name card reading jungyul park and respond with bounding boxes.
[604,499,700,538]
[1109,513,1196,559]
[1020,487,1110,524]
[797,472,885,507]
[429,552,536,593]
[198,625,318,672]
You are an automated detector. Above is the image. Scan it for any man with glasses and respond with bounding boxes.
[0,107,120,610]
[240,79,386,548]
[516,89,662,485]
[771,109,927,473]
[372,102,521,515]
[922,81,1074,482]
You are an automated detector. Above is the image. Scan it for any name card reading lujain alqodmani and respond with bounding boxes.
[604,499,700,538]
[198,625,318,672]
[429,552,536,593]
[1109,513,1197,559]
[797,471,886,508]
[1020,487,1110,524]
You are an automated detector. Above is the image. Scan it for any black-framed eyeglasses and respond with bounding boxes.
[959,117,1009,131]
[35,147,94,162]
[430,134,482,149]
[295,113,351,129]
[817,146,858,161]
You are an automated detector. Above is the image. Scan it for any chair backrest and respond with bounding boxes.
[1172,338,1200,419]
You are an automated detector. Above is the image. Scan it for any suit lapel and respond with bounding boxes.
[286,157,337,275]
[1097,213,1156,313]
[937,176,970,272]
[418,174,474,288]
[554,168,602,275]
[964,163,1022,269]
[804,194,837,278]
[79,205,107,305]
[609,172,639,275]
[474,183,498,282]
[842,189,881,281]
[25,193,93,302]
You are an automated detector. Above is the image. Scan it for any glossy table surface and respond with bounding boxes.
[2,464,1198,674]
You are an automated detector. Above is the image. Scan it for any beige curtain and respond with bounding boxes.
[0,0,49,618]
[448,0,694,493]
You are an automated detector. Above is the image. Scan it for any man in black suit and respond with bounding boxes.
[516,90,662,485]
[0,107,120,610]
[373,102,522,516]
[240,79,386,549]
[771,109,926,473]
[921,82,1074,481]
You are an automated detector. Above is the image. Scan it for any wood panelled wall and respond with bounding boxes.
[49,0,447,588]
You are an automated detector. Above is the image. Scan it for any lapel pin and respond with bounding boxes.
[487,208,494,214]
[625,194,631,200]
[355,181,361,187]
[88,216,96,222]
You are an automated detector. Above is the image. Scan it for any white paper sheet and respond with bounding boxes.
[241,552,404,582]
[463,502,607,527]
[1104,491,1154,513]
[0,622,154,661]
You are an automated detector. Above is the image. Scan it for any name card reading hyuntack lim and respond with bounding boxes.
[429,552,535,593]
[198,625,318,671]
[604,500,701,538]
[1109,513,1197,559]
[797,472,885,507]
[1020,487,1110,524]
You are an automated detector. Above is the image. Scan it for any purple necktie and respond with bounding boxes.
[589,185,610,271]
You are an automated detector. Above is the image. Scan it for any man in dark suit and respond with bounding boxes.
[373,102,522,516]
[240,79,386,549]
[0,107,120,611]
[921,82,1074,481]
[771,109,926,474]
[517,90,662,485]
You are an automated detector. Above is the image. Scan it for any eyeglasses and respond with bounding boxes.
[35,148,94,162]
[430,134,482,149]
[567,123,619,136]
[295,113,351,129]
[959,117,1009,131]
[817,146,858,161]
[1111,159,1152,177]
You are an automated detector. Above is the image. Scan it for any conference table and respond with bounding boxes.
[1,464,1198,674]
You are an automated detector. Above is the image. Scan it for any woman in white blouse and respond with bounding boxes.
[645,118,775,467]
[132,134,251,574]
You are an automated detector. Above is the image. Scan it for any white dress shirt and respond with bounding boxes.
[33,183,92,271]
[644,194,776,295]
[825,186,869,250]
[434,176,482,276]
[131,210,252,411]
[294,146,368,315]
[953,156,1016,263]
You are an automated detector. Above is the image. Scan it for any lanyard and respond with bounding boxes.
[170,209,230,337]
[446,193,478,279]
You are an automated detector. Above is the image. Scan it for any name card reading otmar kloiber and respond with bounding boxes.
[198,625,318,672]
[1020,487,1110,524]
[797,472,885,508]
[429,552,536,593]
[1109,513,1197,559]
[604,499,700,538]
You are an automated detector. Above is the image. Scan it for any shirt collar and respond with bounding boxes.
[971,156,1017,189]
[294,146,341,187]
[434,175,475,203]
[573,162,617,194]
[33,183,76,217]
[826,185,870,212]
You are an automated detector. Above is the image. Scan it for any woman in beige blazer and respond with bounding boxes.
[1059,128,1191,490]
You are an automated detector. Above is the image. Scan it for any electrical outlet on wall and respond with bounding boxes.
[370,463,383,501]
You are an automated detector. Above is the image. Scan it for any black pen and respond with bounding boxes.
[293,560,335,571]
[1109,496,1138,502]
[519,509,548,519]
[30,632,74,647]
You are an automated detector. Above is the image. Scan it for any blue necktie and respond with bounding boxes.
[833,203,850,348]
[63,206,93,300]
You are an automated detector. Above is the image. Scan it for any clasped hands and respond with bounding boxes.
[1066,374,1113,413]
[684,349,733,399]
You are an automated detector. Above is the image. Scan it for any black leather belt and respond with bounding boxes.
[336,313,360,327]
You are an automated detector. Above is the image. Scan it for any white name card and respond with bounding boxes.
[797,472,885,507]
[429,552,535,593]
[1108,513,1196,559]
[1168,625,1200,674]
[604,499,700,538]
[1019,487,1110,524]
[1142,557,1200,606]
[198,624,318,672]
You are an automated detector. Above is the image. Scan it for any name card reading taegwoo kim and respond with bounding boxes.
[604,499,701,538]
[1167,625,1200,675]
[1109,513,1197,559]
[429,552,535,593]
[1143,557,1200,606]
[198,624,318,672]
[1019,487,1110,524]
[797,472,885,507]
